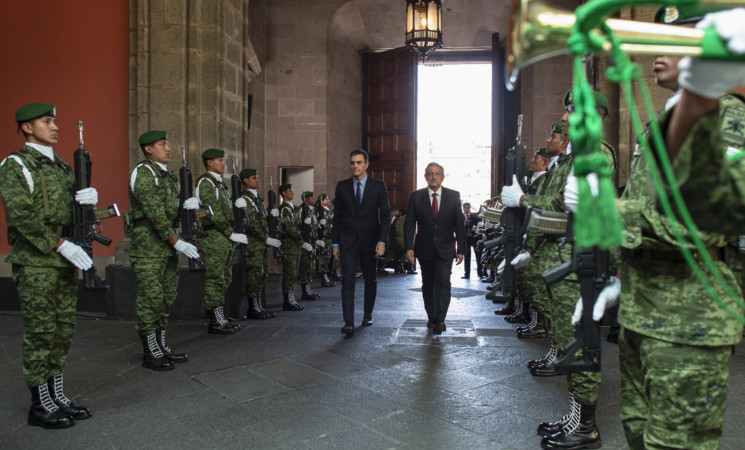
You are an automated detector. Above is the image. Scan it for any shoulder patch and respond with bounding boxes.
[720,100,745,148]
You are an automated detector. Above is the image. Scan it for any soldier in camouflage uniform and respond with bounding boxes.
[386,206,405,273]
[0,103,97,428]
[195,148,244,334]
[298,191,323,300]
[235,168,282,319]
[316,193,336,286]
[503,102,617,448]
[577,8,745,448]
[129,129,199,372]
[278,184,306,311]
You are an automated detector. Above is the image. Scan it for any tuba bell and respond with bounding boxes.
[506,0,745,90]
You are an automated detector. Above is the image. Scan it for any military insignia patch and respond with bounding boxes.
[664,6,679,24]
[721,105,745,148]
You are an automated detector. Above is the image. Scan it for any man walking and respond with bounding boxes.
[404,162,466,335]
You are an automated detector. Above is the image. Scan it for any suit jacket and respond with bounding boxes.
[404,187,467,261]
[464,211,480,240]
[332,176,391,251]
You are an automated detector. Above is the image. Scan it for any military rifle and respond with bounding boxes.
[493,114,528,303]
[73,121,120,291]
[299,202,318,260]
[266,177,286,261]
[179,146,211,272]
[230,159,254,258]
[540,213,610,373]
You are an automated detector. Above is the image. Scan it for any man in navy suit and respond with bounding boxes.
[404,162,467,335]
[332,149,391,336]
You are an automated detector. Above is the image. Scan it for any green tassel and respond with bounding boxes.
[572,153,624,249]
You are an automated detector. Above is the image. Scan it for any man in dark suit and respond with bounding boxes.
[461,202,482,279]
[332,149,391,336]
[404,162,467,335]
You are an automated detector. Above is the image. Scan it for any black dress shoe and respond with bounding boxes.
[426,319,434,328]
[531,362,561,377]
[361,315,373,327]
[433,322,447,335]
[341,322,355,336]
[461,275,470,279]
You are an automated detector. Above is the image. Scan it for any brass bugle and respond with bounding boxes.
[506,0,745,90]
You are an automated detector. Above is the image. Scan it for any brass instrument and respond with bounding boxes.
[506,0,745,90]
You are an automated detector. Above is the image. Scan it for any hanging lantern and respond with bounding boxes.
[405,0,443,61]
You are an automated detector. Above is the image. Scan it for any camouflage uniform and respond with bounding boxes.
[195,172,235,310]
[241,189,270,299]
[280,200,303,294]
[0,145,77,388]
[128,159,181,336]
[317,206,333,274]
[298,203,318,286]
[618,95,745,449]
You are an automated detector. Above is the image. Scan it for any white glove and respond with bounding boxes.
[265,237,282,248]
[234,198,247,209]
[699,8,745,54]
[302,242,313,252]
[500,175,524,207]
[497,250,531,274]
[303,217,311,224]
[174,239,200,259]
[57,241,93,270]
[477,221,484,228]
[183,197,200,210]
[315,239,325,248]
[564,172,598,213]
[571,276,621,325]
[229,233,248,245]
[75,187,98,206]
[319,219,326,225]
[270,209,279,217]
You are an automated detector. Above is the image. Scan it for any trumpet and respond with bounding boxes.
[506,0,745,90]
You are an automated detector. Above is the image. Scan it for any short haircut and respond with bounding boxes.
[350,149,369,162]
[139,144,149,157]
[463,202,470,207]
[425,162,445,175]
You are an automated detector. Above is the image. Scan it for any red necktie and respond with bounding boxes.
[432,193,438,219]
[356,181,361,206]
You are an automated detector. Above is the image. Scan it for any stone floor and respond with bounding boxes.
[1,264,744,449]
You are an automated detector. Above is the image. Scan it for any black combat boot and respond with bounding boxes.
[528,342,557,369]
[518,310,547,339]
[247,295,271,319]
[157,329,188,363]
[140,333,175,371]
[541,402,601,449]
[260,288,276,318]
[283,292,304,311]
[394,260,405,274]
[505,301,531,323]
[207,306,241,334]
[494,298,516,315]
[28,383,75,429]
[47,374,91,420]
[537,392,578,437]
[516,308,537,334]
[301,284,320,300]
[321,273,336,287]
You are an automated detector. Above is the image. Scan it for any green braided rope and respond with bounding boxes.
[576,2,745,323]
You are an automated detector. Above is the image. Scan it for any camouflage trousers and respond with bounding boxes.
[282,253,300,293]
[244,245,269,298]
[13,264,77,388]
[317,237,332,273]
[298,247,315,284]
[131,254,179,335]
[199,231,234,310]
[547,273,601,405]
[620,328,733,449]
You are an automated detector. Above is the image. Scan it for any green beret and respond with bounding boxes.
[15,103,56,123]
[239,168,257,178]
[563,90,609,112]
[201,148,224,160]
[302,191,314,199]
[536,146,550,159]
[138,130,167,145]
[318,193,328,201]
[550,123,565,135]
[278,183,292,193]
[654,5,725,24]
[392,205,401,211]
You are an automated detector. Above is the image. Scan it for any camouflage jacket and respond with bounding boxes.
[670,92,745,236]
[618,101,744,346]
[196,172,233,239]
[279,201,302,255]
[319,206,333,242]
[241,189,268,248]
[128,159,180,258]
[393,214,405,249]
[0,146,74,266]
